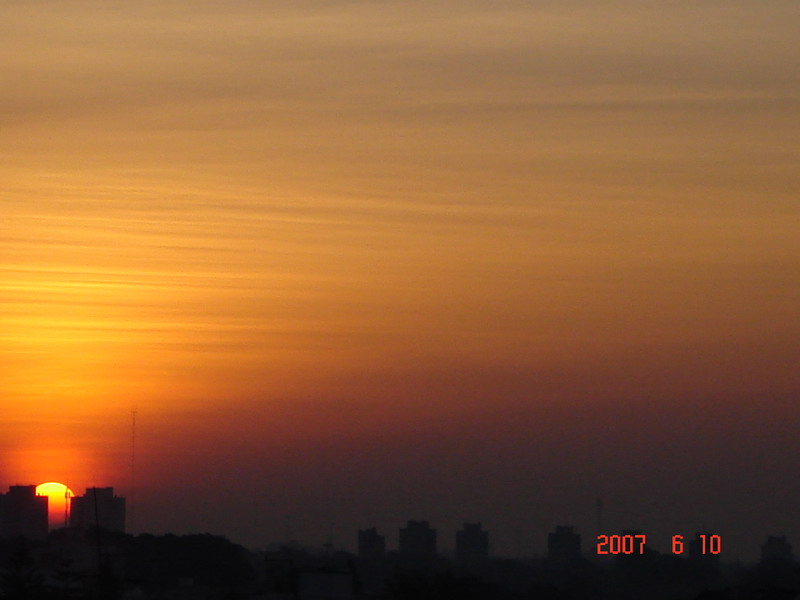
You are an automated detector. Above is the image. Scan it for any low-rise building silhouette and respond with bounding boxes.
[69,487,126,533]
[547,525,581,568]
[398,520,437,559]
[456,522,489,565]
[0,485,48,540]
[358,527,385,560]
[264,546,356,599]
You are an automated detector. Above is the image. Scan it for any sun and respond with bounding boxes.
[36,481,75,530]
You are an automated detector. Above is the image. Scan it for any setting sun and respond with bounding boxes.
[1,0,798,565]
[36,481,74,530]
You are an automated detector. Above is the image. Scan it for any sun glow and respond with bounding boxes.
[36,481,74,530]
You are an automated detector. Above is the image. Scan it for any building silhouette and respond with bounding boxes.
[547,525,581,568]
[398,520,437,559]
[69,487,126,533]
[0,485,49,540]
[455,522,489,565]
[358,527,385,559]
[264,546,356,599]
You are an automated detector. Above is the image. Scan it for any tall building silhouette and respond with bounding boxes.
[358,527,386,559]
[0,485,48,540]
[455,522,489,565]
[547,525,582,568]
[398,520,437,559]
[69,487,126,533]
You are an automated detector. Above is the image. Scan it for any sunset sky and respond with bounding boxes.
[2,1,799,559]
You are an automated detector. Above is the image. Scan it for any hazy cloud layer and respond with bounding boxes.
[1,1,799,558]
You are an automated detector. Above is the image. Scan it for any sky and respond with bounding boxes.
[1,1,799,560]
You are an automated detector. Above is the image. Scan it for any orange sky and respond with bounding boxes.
[1,1,799,558]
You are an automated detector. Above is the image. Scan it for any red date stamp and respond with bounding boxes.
[596,534,722,555]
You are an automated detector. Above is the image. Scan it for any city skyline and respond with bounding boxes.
[1,481,795,564]
[2,1,799,564]
[3,509,797,599]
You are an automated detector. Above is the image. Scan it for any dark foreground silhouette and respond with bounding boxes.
[1,528,799,600]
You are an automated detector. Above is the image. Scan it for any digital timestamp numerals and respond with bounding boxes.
[596,534,722,555]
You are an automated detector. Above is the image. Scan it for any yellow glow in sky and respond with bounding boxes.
[36,481,75,530]
[1,1,798,553]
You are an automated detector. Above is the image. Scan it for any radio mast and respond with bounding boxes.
[130,409,137,533]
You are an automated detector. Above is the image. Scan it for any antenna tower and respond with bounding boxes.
[130,409,137,532]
